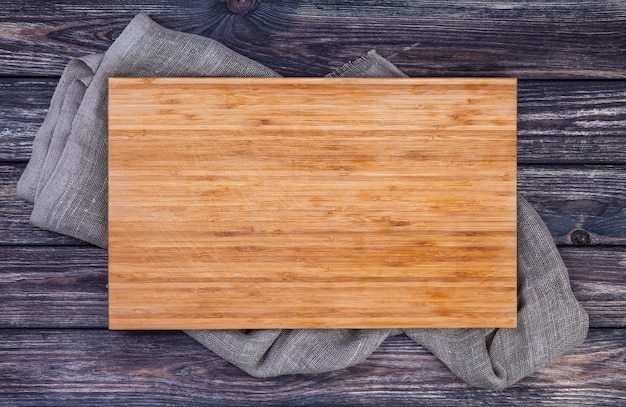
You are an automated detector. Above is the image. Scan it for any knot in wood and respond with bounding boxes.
[226,0,258,15]
[571,229,591,245]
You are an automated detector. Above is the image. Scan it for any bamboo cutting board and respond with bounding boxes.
[108,77,517,330]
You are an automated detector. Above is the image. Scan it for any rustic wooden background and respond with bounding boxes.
[1,1,625,405]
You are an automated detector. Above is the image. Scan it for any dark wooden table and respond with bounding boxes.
[1,1,625,405]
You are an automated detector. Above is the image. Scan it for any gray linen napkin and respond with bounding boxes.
[17,53,104,203]
[17,13,588,390]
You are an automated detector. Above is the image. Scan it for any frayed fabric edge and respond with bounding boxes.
[326,49,408,78]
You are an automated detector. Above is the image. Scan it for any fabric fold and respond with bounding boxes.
[17,13,588,390]
[186,328,393,377]
[328,49,409,78]
[17,53,104,203]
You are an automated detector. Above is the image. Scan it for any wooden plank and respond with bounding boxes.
[3,79,625,164]
[0,78,56,161]
[0,328,623,406]
[108,77,518,329]
[0,1,624,78]
[562,247,626,328]
[518,165,626,245]
[0,246,107,328]
[1,245,623,329]
[517,81,626,164]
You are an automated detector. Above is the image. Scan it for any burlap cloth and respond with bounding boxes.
[16,13,588,390]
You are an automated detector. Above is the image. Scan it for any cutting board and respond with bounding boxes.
[108,77,517,330]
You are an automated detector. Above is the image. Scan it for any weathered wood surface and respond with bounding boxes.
[517,81,626,164]
[1,245,623,329]
[0,79,56,162]
[1,0,625,404]
[4,79,626,164]
[518,165,626,245]
[0,329,624,406]
[0,246,107,328]
[0,1,624,78]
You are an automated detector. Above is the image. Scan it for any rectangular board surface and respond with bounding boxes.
[108,77,517,330]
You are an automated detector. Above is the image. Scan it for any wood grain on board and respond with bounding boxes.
[108,77,517,329]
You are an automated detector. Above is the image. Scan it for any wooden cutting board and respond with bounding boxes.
[108,77,517,330]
